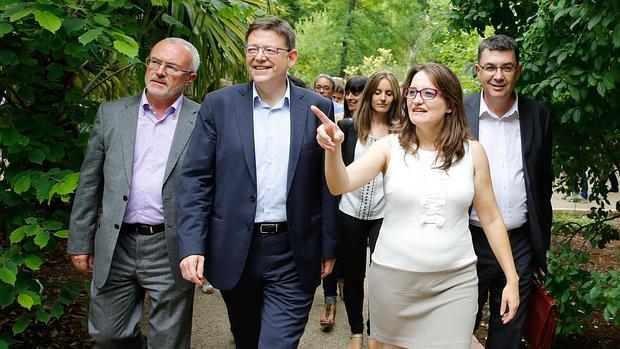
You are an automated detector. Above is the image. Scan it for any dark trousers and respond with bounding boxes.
[321,261,339,302]
[338,211,382,335]
[609,172,618,190]
[470,224,534,349]
[220,231,314,349]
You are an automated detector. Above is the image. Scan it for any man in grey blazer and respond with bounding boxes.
[67,38,200,348]
[465,34,552,349]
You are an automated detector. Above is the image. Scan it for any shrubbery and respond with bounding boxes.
[546,212,620,336]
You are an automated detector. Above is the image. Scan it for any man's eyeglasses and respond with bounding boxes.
[315,85,332,92]
[403,87,441,100]
[480,64,517,74]
[245,45,291,57]
[146,58,193,74]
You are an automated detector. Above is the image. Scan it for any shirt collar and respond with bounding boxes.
[252,80,291,109]
[140,89,184,120]
[479,92,519,120]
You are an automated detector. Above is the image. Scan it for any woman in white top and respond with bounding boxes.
[312,62,519,349]
[336,72,400,349]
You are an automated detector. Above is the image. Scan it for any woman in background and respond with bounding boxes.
[337,71,399,349]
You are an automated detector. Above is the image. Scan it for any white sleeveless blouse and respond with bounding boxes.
[372,134,478,272]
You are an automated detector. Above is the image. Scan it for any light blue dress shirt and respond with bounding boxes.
[252,83,291,223]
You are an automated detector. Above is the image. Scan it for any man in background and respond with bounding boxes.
[465,34,552,349]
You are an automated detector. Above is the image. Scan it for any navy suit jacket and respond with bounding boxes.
[178,81,338,292]
[464,92,552,271]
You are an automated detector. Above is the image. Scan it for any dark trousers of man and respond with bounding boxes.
[220,228,314,349]
[339,211,382,335]
[470,224,534,349]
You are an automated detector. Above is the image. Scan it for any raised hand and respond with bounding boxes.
[311,105,344,152]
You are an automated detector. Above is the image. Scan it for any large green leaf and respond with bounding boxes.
[25,254,44,270]
[29,149,46,164]
[9,225,27,244]
[34,231,50,248]
[9,8,33,22]
[106,31,139,58]
[50,303,64,318]
[33,9,62,33]
[78,28,103,45]
[42,220,64,230]
[12,314,30,335]
[53,229,70,238]
[57,172,80,195]
[36,309,51,324]
[113,38,139,58]
[0,284,16,307]
[12,173,31,194]
[0,267,16,286]
[0,22,13,38]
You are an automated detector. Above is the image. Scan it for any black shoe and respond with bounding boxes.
[609,187,619,193]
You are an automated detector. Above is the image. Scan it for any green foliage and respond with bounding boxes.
[518,1,620,209]
[168,0,277,96]
[449,0,539,38]
[449,0,620,212]
[291,0,479,91]
[1,0,274,344]
[545,212,620,336]
[344,48,398,77]
[343,48,405,81]
[413,0,482,93]
[292,0,427,82]
[291,10,341,82]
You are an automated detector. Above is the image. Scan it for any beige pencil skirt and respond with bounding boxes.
[368,262,478,349]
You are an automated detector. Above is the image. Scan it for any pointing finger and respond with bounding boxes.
[310,105,332,126]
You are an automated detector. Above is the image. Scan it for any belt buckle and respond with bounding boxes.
[260,223,276,234]
[135,224,154,235]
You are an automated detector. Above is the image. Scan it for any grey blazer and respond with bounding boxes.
[67,95,199,290]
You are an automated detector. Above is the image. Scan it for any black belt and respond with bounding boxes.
[254,222,288,234]
[121,223,165,235]
[470,223,528,236]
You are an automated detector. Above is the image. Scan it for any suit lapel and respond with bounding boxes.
[518,97,533,160]
[120,96,140,185]
[465,93,481,139]
[236,82,257,187]
[287,85,307,193]
[163,97,198,183]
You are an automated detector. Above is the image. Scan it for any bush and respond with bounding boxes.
[546,212,620,336]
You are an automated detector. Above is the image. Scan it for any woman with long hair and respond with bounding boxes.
[312,63,519,349]
[335,71,400,349]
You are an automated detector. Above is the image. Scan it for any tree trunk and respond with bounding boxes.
[339,0,356,77]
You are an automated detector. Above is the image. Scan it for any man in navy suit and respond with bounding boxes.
[177,17,337,349]
[465,34,552,349]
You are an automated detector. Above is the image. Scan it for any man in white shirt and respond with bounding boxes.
[464,34,552,349]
